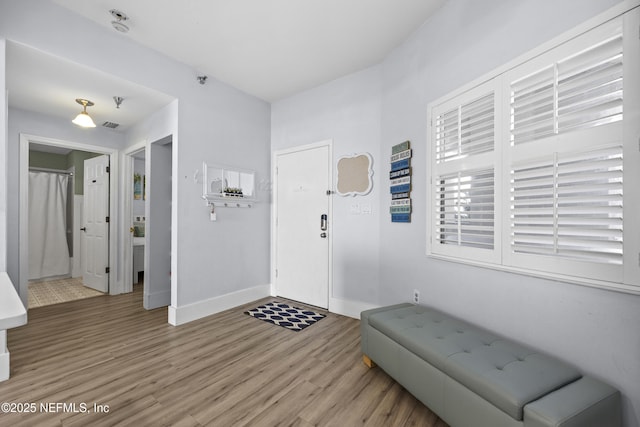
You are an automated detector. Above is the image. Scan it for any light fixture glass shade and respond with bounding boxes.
[72,111,96,128]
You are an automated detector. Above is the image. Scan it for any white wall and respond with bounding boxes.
[0,0,271,320]
[0,39,6,274]
[383,0,639,425]
[272,0,639,425]
[272,66,382,309]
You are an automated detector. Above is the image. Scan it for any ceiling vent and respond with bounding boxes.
[102,121,120,129]
[109,9,130,33]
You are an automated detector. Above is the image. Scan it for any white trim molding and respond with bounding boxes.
[168,284,271,326]
[329,297,379,320]
[18,134,120,306]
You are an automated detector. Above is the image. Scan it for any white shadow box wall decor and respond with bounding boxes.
[202,162,256,207]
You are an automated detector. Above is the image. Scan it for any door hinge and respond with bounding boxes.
[275,269,278,278]
[106,216,110,223]
[106,166,110,173]
[105,267,110,274]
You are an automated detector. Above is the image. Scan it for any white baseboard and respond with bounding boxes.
[0,351,9,382]
[166,286,378,325]
[329,297,379,319]
[168,285,271,326]
[0,330,9,381]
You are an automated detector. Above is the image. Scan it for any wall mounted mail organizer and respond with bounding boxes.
[390,141,411,223]
[202,162,256,208]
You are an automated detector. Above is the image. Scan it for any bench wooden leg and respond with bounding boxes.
[362,354,376,368]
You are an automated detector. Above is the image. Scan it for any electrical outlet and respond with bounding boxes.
[413,289,420,304]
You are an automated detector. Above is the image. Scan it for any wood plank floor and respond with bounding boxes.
[2,286,448,426]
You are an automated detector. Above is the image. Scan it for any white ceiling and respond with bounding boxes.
[7,1,447,133]
[51,0,447,102]
[6,41,175,132]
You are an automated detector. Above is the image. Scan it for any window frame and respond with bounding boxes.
[426,3,640,294]
[429,79,503,265]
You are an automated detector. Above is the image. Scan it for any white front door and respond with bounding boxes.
[82,155,109,293]
[275,143,331,309]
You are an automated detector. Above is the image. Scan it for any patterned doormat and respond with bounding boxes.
[245,301,326,332]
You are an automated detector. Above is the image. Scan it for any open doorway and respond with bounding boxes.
[123,135,173,310]
[122,144,147,296]
[27,143,107,308]
[19,134,119,309]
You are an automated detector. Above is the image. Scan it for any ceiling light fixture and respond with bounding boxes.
[72,99,96,128]
[109,9,130,33]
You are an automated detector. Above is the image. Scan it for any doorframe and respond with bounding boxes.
[271,139,333,307]
[19,133,120,304]
[121,140,146,294]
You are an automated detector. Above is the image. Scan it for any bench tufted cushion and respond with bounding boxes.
[368,305,581,421]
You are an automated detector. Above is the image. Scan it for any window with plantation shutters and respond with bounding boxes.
[431,81,500,264]
[427,9,640,292]
[506,16,627,284]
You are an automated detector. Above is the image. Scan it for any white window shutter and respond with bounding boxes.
[430,80,500,264]
[557,34,623,132]
[511,30,623,146]
[435,169,495,250]
[436,93,495,162]
[511,146,623,266]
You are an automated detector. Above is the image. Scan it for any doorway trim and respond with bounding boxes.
[122,140,146,294]
[19,133,120,305]
[271,139,333,308]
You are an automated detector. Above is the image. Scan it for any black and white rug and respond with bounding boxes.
[245,301,326,332]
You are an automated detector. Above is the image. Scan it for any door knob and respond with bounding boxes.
[80,227,87,232]
[320,232,327,238]
[130,227,135,233]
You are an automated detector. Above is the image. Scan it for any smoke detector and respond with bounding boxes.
[109,9,130,33]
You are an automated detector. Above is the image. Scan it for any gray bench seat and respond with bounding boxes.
[361,303,621,427]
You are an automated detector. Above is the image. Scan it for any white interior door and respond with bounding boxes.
[275,144,331,308]
[82,155,109,293]
[146,139,172,309]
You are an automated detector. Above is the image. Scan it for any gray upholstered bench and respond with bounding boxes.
[361,303,621,427]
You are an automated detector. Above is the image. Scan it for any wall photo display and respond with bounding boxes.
[390,141,411,222]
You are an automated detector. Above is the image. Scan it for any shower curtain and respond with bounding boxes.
[28,171,71,280]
